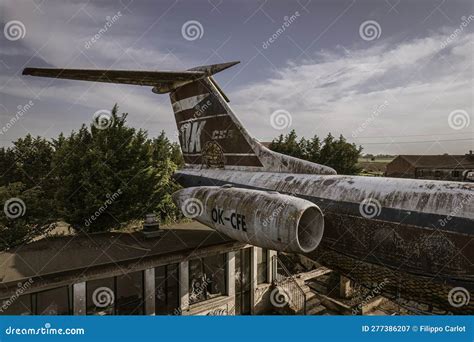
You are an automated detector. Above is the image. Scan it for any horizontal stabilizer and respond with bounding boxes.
[22,61,240,93]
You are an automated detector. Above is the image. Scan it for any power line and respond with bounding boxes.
[356,132,473,139]
[361,138,474,145]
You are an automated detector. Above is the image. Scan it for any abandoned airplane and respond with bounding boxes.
[23,61,473,314]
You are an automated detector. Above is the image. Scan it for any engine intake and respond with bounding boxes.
[172,186,324,253]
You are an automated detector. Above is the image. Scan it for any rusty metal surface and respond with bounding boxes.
[175,169,473,222]
[22,62,240,94]
[174,168,474,311]
[22,68,204,85]
[308,246,474,314]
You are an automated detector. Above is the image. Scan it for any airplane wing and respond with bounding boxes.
[22,61,239,93]
[22,68,204,86]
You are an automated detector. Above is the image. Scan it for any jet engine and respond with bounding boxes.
[172,185,324,253]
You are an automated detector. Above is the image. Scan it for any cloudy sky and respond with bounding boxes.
[0,0,473,155]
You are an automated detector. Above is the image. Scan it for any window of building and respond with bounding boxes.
[86,277,115,315]
[189,253,226,304]
[452,170,461,178]
[257,248,268,284]
[35,286,71,315]
[416,169,423,177]
[116,271,144,315]
[235,248,251,315]
[155,263,179,315]
[86,272,144,315]
[0,294,32,315]
[435,170,441,178]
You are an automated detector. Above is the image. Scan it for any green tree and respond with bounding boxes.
[151,131,184,168]
[0,147,17,186]
[269,131,362,175]
[0,135,58,250]
[319,134,362,175]
[52,105,181,232]
[0,182,57,250]
[270,130,306,160]
[0,135,54,188]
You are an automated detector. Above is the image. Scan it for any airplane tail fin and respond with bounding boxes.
[170,66,265,169]
[23,62,336,174]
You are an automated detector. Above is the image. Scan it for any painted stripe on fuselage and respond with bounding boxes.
[172,94,210,113]
[174,172,473,235]
[178,113,228,125]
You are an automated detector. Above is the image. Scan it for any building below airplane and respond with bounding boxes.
[0,221,431,316]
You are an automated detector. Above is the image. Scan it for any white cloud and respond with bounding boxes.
[1,0,472,154]
[231,32,474,154]
[0,0,186,145]
[0,74,175,146]
[1,0,184,69]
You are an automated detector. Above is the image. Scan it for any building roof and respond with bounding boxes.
[396,154,474,169]
[0,222,240,290]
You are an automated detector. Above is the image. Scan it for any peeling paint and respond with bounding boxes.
[173,186,324,254]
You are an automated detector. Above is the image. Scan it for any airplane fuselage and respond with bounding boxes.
[175,168,474,313]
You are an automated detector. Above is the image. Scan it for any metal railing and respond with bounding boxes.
[271,255,306,315]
